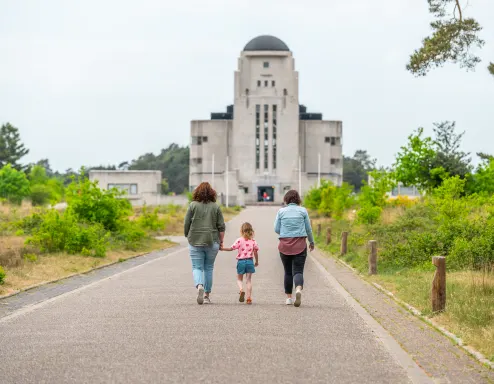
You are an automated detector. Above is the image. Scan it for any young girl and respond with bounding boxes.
[222,222,259,304]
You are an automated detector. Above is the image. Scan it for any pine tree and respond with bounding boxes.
[0,123,29,170]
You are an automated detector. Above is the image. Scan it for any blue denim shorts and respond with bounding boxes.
[237,258,255,275]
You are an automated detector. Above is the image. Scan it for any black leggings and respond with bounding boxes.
[279,248,307,294]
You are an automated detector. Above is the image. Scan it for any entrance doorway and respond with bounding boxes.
[258,186,274,202]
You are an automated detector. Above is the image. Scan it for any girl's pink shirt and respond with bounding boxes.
[231,237,259,260]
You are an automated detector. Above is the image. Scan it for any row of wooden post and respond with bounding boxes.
[312,221,446,313]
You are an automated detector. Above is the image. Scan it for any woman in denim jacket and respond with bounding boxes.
[274,190,314,307]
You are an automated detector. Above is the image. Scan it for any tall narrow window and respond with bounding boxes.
[264,104,269,170]
[255,105,260,169]
[264,80,268,87]
[272,105,277,169]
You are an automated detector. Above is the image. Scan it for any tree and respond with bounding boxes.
[129,144,189,194]
[466,158,494,195]
[407,0,490,76]
[0,164,30,204]
[395,122,471,191]
[343,150,376,192]
[394,128,437,190]
[0,123,29,170]
[431,121,471,183]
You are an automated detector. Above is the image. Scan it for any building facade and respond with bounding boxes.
[88,170,185,206]
[190,35,343,205]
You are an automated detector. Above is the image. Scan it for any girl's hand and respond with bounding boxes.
[254,262,259,267]
[309,243,315,252]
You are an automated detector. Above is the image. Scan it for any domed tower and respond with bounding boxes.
[231,35,300,203]
[189,35,343,205]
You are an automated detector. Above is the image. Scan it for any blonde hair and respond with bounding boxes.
[240,222,254,240]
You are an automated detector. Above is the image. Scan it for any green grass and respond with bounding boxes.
[312,214,494,362]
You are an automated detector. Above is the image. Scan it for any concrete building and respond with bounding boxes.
[89,170,187,206]
[190,35,343,205]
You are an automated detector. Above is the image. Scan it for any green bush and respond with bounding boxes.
[113,220,146,251]
[66,174,131,231]
[137,206,165,231]
[0,266,5,284]
[0,164,30,205]
[27,210,110,257]
[17,212,44,234]
[30,184,53,206]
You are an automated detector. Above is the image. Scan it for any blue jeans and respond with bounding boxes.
[189,243,220,293]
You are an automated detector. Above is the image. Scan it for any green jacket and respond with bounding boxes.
[184,201,226,246]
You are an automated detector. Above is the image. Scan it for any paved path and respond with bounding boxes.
[0,207,431,383]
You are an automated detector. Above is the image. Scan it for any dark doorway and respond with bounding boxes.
[258,186,274,202]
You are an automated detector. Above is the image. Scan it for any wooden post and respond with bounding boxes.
[340,231,348,255]
[432,256,446,312]
[368,240,377,275]
[317,223,321,237]
[326,227,332,245]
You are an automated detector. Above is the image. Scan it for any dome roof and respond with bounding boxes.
[243,35,290,52]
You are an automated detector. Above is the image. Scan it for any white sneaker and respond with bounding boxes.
[294,287,302,307]
[286,298,293,305]
[204,296,211,304]
[197,286,204,305]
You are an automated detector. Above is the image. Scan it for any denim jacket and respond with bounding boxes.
[274,203,314,244]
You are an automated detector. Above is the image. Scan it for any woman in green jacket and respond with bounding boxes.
[184,182,226,305]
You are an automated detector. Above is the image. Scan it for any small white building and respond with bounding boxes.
[89,170,165,206]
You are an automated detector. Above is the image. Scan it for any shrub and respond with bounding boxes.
[17,212,44,234]
[66,174,131,231]
[0,164,30,205]
[23,253,38,262]
[113,220,146,251]
[27,210,110,257]
[357,205,382,225]
[137,206,165,231]
[0,266,5,284]
[30,184,53,206]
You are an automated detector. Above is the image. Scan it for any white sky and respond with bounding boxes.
[1,0,493,171]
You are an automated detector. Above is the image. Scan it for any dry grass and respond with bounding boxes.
[0,238,173,297]
[371,269,494,361]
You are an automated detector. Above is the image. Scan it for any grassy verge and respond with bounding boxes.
[312,214,494,362]
[1,202,242,297]
[0,238,173,297]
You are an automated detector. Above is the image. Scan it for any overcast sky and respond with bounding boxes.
[1,0,493,172]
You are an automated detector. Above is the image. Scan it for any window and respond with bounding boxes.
[272,105,277,169]
[330,158,340,166]
[202,136,208,143]
[192,158,202,166]
[192,136,202,145]
[263,62,269,68]
[255,105,260,169]
[264,80,268,87]
[244,187,249,193]
[272,80,275,87]
[107,183,138,195]
[264,104,269,170]
[325,137,339,145]
[257,80,261,87]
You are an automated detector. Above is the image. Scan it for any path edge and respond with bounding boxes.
[0,243,177,301]
[310,252,434,384]
[328,252,494,370]
[0,245,187,323]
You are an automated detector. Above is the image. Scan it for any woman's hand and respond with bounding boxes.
[309,243,315,252]
[255,261,259,267]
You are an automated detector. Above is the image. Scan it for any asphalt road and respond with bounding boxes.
[0,207,430,384]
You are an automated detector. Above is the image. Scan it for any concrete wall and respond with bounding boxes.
[89,170,162,206]
[300,120,343,187]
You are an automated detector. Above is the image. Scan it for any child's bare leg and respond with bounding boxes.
[245,273,253,298]
[237,274,244,292]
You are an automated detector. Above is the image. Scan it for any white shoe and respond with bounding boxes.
[294,287,302,307]
[286,298,293,305]
[197,286,204,305]
[204,296,211,304]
